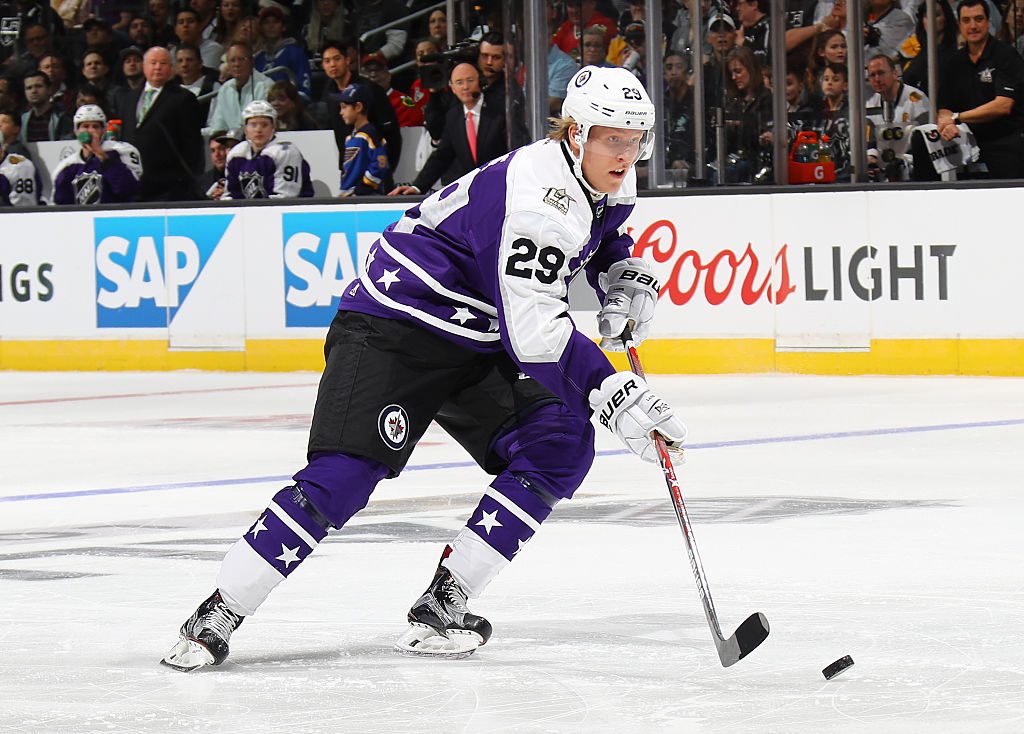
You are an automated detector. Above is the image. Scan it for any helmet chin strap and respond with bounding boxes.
[562,139,606,201]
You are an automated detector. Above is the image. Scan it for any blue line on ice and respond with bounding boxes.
[4,417,1023,504]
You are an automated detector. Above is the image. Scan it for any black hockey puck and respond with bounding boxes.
[822,655,854,680]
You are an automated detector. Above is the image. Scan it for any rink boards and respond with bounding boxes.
[1,188,1022,374]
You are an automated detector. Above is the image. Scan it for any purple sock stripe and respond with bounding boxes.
[242,510,314,577]
[489,475,555,525]
[467,496,535,561]
[270,488,328,543]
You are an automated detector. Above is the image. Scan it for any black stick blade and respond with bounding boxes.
[717,612,770,667]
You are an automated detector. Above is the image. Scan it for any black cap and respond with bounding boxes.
[120,45,144,60]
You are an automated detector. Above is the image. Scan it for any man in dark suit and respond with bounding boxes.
[121,46,204,201]
[390,63,507,195]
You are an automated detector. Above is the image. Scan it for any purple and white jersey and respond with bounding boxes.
[51,140,143,205]
[341,138,638,418]
[0,152,40,206]
[222,137,314,200]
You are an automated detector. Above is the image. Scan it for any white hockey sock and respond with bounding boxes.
[442,527,509,599]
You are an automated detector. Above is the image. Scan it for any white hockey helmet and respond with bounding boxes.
[562,66,656,159]
[74,104,107,129]
[242,99,277,123]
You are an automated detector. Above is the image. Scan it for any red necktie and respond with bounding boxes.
[466,109,478,163]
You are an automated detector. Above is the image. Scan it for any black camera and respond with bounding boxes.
[864,24,882,47]
[418,40,479,93]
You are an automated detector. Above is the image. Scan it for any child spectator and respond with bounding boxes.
[807,29,847,90]
[254,5,311,100]
[223,99,313,199]
[816,62,852,179]
[338,83,391,196]
[52,104,142,204]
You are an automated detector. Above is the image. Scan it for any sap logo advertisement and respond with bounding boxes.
[95,215,234,328]
[283,210,401,326]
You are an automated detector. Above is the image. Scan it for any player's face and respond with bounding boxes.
[578,124,647,194]
[823,35,847,64]
[78,120,104,146]
[0,114,19,143]
[867,59,895,94]
[245,116,274,149]
[209,138,230,167]
[959,5,988,43]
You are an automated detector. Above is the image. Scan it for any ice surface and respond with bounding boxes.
[1,371,1023,733]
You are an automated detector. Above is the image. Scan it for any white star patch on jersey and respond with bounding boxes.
[250,515,268,539]
[451,307,474,324]
[476,510,503,535]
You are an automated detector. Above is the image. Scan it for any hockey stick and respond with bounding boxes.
[621,327,769,667]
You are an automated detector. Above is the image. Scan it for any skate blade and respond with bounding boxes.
[160,637,216,672]
[394,623,481,660]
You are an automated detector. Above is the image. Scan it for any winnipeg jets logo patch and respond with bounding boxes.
[542,187,574,214]
[239,171,266,199]
[378,404,410,450]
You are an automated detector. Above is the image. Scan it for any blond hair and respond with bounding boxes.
[547,115,576,142]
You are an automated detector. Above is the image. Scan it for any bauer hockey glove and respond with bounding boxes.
[589,372,687,463]
[597,258,660,351]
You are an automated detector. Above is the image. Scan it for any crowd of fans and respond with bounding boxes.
[2,0,1024,207]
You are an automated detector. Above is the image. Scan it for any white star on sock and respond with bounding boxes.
[377,268,401,291]
[250,515,268,539]
[476,509,503,535]
[451,307,474,324]
[488,318,500,332]
[275,544,301,568]
[513,538,529,556]
[365,248,377,268]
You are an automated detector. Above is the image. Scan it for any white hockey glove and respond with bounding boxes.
[589,372,687,463]
[597,258,660,351]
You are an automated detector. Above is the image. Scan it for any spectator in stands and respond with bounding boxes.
[390,62,506,195]
[736,0,770,66]
[362,53,422,127]
[406,37,438,122]
[0,131,39,205]
[52,104,142,204]
[0,0,66,66]
[267,79,319,130]
[0,110,32,159]
[580,25,613,69]
[815,61,851,178]
[254,5,311,99]
[173,8,224,70]
[320,38,401,168]
[303,0,346,55]
[553,0,615,63]
[213,0,243,46]
[128,16,153,49]
[705,13,738,115]
[548,22,579,114]
[664,50,694,174]
[723,45,772,183]
[901,0,957,94]
[147,0,175,48]
[786,0,845,57]
[81,49,113,97]
[352,0,408,62]
[108,46,145,120]
[122,46,203,200]
[912,0,1024,179]
[20,70,72,142]
[427,8,447,48]
[807,29,847,88]
[616,21,647,83]
[39,54,75,114]
[175,43,219,123]
[230,15,259,55]
[80,19,119,66]
[75,81,105,111]
[785,62,817,114]
[337,82,391,196]
[864,0,914,60]
[208,41,272,132]
[865,53,928,180]
[198,127,239,199]
[8,22,51,74]
[477,31,505,95]
[223,99,314,198]
[191,0,218,41]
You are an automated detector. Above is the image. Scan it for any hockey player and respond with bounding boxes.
[51,105,142,205]
[162,65,686,671]
[0,136,41,206]
[222,99,313,200]
[338,82,392,196]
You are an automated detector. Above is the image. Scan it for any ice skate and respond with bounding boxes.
[394,567,492,659]
[161,590,244,672]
